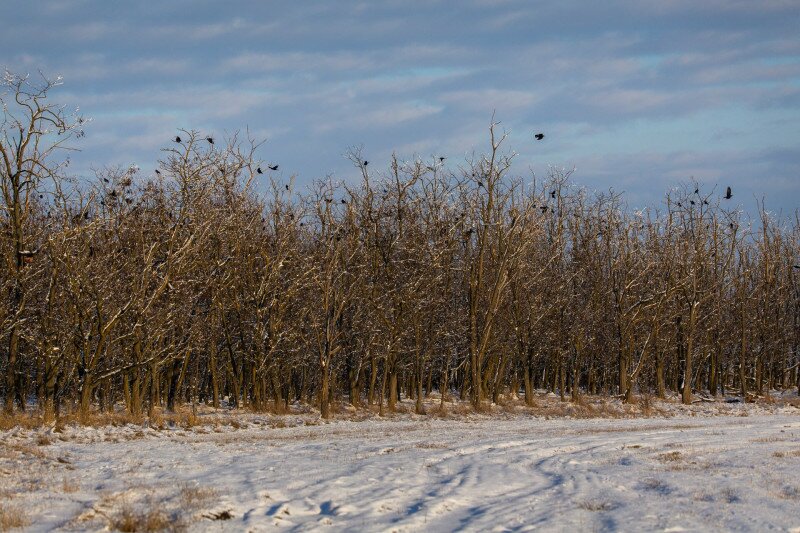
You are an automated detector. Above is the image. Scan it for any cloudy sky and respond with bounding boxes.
[3,0,799,214]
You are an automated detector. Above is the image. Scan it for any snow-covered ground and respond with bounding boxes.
[1,399,800,532]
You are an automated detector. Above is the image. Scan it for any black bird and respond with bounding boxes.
[478,181,484,188]
[677,202,682,207]
[268,165,279,171]
[206,137,214,145]
[724,186,732,200]
[39,194,43,199]
[540,206,548,213]
[175,136,181,143]
[103,178,109,183]
[341,199,347,204]
[704,200,709,205]
[793,265,800,269]
[257,167,263,174]
[729,223,735,229]
[690,200,695,205]
[534,133,545,141]
[550,190,556,199]
[694,188,699,194]
[155,169,161,175]
[285,184,289,191]
[363,161,369,167]
[439,156,446,163]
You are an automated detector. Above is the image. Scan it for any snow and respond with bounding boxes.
[1,400,799,531]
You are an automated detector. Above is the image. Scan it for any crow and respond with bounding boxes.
[39,194,43,199]
[175,136,181,143]
[206,137,214,145]
[534,133,545,140]
[677,202,682,207]
[285,184,289,191]
[793,265,800,269]
[550,190,556,198]
[704,200,709,205]
[155,169,161,175]
[724,186,732,199]
[439,156,446,163]
[341,198,347,204]
[694,188,699,194]
[257,167,263,174]
[478,181,484,188]
[268,165,279,171]
[690,200,695,205]
[363,161,369,167]
[103,178,109,183]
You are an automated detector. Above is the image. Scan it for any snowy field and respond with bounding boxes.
[1,400,800,532]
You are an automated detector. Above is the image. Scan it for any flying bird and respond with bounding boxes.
[268,165,279,171]
[174,136,181,143]
[206,137,214,145]
[724,186,732,199]
[534,133,545,141]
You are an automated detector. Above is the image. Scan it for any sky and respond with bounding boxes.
[3,0,799,216]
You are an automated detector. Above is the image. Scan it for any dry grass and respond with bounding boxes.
[111,505,173,532]
[0,504,29,531]
[178,484,217,510]
[577,498,617,511]
[62,477,79,493]
[656,451,683,462]
[773,449,800,458]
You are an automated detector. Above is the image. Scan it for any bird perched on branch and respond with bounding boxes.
[256,167,263,174]
[174,136,181,143]
[363,161,369,167]
[206,137,214,145]
[724,186,732,199]
[534,133,545,141]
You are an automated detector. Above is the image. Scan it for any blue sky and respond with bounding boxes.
[3,0,799,215]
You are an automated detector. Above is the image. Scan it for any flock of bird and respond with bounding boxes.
[166,131,740,209]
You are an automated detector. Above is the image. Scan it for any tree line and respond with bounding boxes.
[2,72,799,419]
